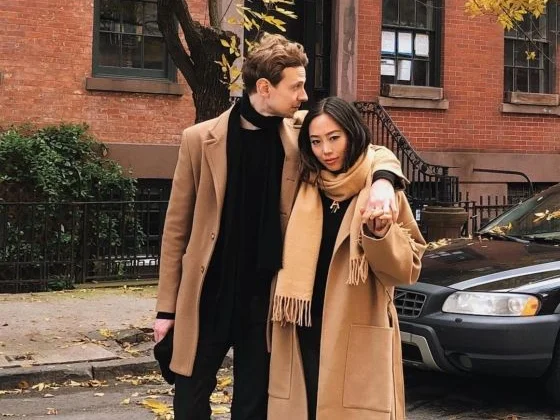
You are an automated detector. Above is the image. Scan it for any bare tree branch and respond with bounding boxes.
[208,0,220,29]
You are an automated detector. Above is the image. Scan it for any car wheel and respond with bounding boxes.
[545,334,560,405]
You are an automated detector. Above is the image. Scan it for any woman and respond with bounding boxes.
[268,97,426,420]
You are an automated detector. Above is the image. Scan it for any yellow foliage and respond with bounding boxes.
[217,0,297,89]
[465,0,548,29]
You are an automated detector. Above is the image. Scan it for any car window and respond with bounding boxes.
[481,184,560,238]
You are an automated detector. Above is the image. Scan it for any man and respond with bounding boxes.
[154,34,403,420]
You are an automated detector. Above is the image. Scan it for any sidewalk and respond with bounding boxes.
[0,285,164,389]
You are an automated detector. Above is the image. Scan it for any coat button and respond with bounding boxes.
[211,233,215,240]
[200,265,205,273]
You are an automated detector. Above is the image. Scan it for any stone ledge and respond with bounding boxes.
[382,84,444,100]
[85,77,185,96]
[378,96,449,110]
[501,102,560,116]
[504,91,559,106]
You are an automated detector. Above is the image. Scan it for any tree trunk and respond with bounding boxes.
[157,0,237,123]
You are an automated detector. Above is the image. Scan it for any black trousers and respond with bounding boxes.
[173,300,270,420]
[297,318,323,420]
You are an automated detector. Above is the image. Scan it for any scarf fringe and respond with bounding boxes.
[347,254,369,286]
[272,295,312,327]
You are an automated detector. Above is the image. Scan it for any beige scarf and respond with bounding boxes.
[272,145,377,327]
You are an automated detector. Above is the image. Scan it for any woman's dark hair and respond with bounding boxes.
[298,96,372,182]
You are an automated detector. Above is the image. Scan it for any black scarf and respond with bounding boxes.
[218,93,284,294]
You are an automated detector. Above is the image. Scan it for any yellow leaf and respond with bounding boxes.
[217,376,232,388]
[32,382,46,392]
[120,398,131,405]
[140,398,172,415]
[211,405,231,415]
[275,7,297,19]
[230,67,241,79]
[525,50,536,60]
[98,328,114,339]
[220,38,230,48]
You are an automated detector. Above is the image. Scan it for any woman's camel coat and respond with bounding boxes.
[268,192,426,420]
[155,107,405,377]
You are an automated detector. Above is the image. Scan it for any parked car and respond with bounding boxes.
[397,183,560,402]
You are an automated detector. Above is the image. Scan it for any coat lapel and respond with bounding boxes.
[205,108,232,214]
[279,119,300,235]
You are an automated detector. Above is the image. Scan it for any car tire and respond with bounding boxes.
[545,333,560,405]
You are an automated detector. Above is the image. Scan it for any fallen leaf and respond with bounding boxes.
[43,393,55,398]
[94,392,104,397]
[216,377,232,389]
[32,382,46,392]
[46,407,58,415]
[120,398,131,405]
[210,391,231,404]
[211,405,231,415]
[17,381,30,390]
[98,329,115,339]
[140,398,173,416]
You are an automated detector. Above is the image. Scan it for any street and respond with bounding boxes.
[2,367,560,419]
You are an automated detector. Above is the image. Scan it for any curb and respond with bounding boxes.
[0,354,234,390]
[0,356,158,390]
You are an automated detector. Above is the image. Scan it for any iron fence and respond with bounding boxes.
[0,200,168,293]
[458,194,518,237]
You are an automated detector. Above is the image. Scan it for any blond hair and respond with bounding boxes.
[242,33,308,93]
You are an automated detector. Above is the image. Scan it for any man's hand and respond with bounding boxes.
[368,178,398,222]
[154,319,175,343]
[360,207,392,238]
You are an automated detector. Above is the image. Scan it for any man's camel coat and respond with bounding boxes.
[155,106,404,377]
[268,192,426,420]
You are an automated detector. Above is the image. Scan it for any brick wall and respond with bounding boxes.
[0,0,206,146]
[356,0,560,154]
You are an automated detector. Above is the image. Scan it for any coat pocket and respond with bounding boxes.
[268,324,293,399]
[342,324,393,413]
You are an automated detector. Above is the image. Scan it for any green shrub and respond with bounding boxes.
[0,123,136,202]
[0,124,145,291]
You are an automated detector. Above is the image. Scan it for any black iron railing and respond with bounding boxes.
[355,101,459,208]
[458,194,517,237]
[0,200,168,293]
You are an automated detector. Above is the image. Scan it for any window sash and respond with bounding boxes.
[93,0,173,80]
[503,2,556,95]
[381,0,441,88]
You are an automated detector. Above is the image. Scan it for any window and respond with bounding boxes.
[93,0,174,80]
[504,1,557,94]
[508,182,556,204]
[381,0,442,88]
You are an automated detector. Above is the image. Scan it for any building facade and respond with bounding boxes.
[1,0,559,200]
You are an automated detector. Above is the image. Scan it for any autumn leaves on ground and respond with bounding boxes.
[0,368,234,419]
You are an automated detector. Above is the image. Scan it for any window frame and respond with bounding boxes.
[380,0,443,89]
[503,1,557,96]
[92,0,176,81]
